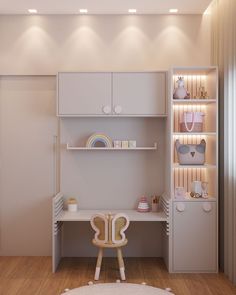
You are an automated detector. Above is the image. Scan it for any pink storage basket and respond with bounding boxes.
[180,111,204,133]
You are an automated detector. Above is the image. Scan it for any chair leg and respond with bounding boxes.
[94,247,103,280]
[117,247,125,280]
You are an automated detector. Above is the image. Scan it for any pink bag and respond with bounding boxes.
[180,111,204,132]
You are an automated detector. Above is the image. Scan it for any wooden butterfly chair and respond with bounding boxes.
[90,213,130,281]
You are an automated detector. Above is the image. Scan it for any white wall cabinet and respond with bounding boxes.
[58,72,166,116]
[112,72,166,116]
[173,201,217,272]
[58,72,112,116]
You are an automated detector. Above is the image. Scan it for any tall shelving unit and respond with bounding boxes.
[169,67,218,272]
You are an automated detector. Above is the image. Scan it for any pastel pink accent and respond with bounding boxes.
[137,196,150,213]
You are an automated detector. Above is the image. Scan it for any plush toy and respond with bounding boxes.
[173,77,189,99]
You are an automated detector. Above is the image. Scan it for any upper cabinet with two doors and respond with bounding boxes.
[57,72,167,116]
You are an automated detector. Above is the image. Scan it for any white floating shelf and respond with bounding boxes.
[56,209,167,222]
[173,132,216,136]
[173,163,216,169]
[66,143,157,151]
[173,99,216,104]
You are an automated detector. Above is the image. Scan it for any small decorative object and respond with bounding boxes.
[122,140,129,148]
[175,187,186,200]
[86,133,112,148]
[114,140,122,148]
[180,111,205,133]
[198,86,209,99]
[137,196,150,212]
[129,140,136,148]
[173,77,188,99]
[151,196,160,212]
[201,181,209,198]
[67,198,78,212]
[175,139,206,165]
[190,181,209,198]
[191,181,202,198]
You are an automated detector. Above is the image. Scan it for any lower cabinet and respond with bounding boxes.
[173,201,217,272]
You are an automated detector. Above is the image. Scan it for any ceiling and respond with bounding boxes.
[0,0,212,15]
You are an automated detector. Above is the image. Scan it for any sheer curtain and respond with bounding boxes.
[211,0,236,284]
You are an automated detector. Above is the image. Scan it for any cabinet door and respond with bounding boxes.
[173,201,217,272]
[58,73,112,116]
[112,72,166,115]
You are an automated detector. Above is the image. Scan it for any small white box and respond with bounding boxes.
[113,140,122,148]
[122,141,129,148]
[129,140,136,148]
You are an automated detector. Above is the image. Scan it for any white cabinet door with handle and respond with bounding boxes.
[58,73,112,116]
[112,72,166,116]
[173,201,217,272]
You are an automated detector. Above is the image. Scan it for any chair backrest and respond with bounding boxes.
[90,213,129,245]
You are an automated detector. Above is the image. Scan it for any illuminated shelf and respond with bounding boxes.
[174,195,216,202]
[173,132,216,136]
[173,163,216,169]
[173,99,216,104]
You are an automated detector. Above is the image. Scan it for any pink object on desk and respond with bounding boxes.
[137,196,150,212]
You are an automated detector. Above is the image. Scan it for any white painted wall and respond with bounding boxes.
[0,14,211,256]
[0,15,211,75]
[0,76,56,255]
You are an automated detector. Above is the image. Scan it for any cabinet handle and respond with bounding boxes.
[114,105,122,114]
[176,203,185,212]
[202,202,212,212]
[102,105,111,114]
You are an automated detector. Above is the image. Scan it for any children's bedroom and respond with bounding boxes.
[0,0,236,294]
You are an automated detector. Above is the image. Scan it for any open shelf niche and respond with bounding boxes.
[170,67,218,202]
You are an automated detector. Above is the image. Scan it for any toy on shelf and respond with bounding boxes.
[67,198,78,212]
[174,187,186,200]
[175,139,206,165]
[173,77,190,99]
[121,141,129,148]
[137,196,150,212]
[86,133,113,148]
[190,181,209,198]
[180,111,205,133]
[198,86,209,99]
[129,140,137,148]
[151,196,160,212]
[113,140,122,148]
[114,140,137,148]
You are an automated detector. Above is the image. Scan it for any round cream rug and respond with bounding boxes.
[61,283,174,295]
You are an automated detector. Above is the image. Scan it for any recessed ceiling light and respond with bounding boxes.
[79,9,88,14]
[28,9,37,14]
[169,9,178,13]
[128,9,137,14]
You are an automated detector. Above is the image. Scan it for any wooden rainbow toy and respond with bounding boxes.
[86,133,113,148]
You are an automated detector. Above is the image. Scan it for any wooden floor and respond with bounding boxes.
[0,257,235,295]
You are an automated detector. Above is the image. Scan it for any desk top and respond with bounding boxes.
[56,209,167,222]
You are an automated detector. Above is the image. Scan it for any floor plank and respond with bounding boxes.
[0,257,235,295]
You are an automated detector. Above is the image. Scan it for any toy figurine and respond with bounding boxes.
[173,77,188,99]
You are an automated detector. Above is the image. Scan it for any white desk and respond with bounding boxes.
[57,209,167,222]
[52,193,170,272]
